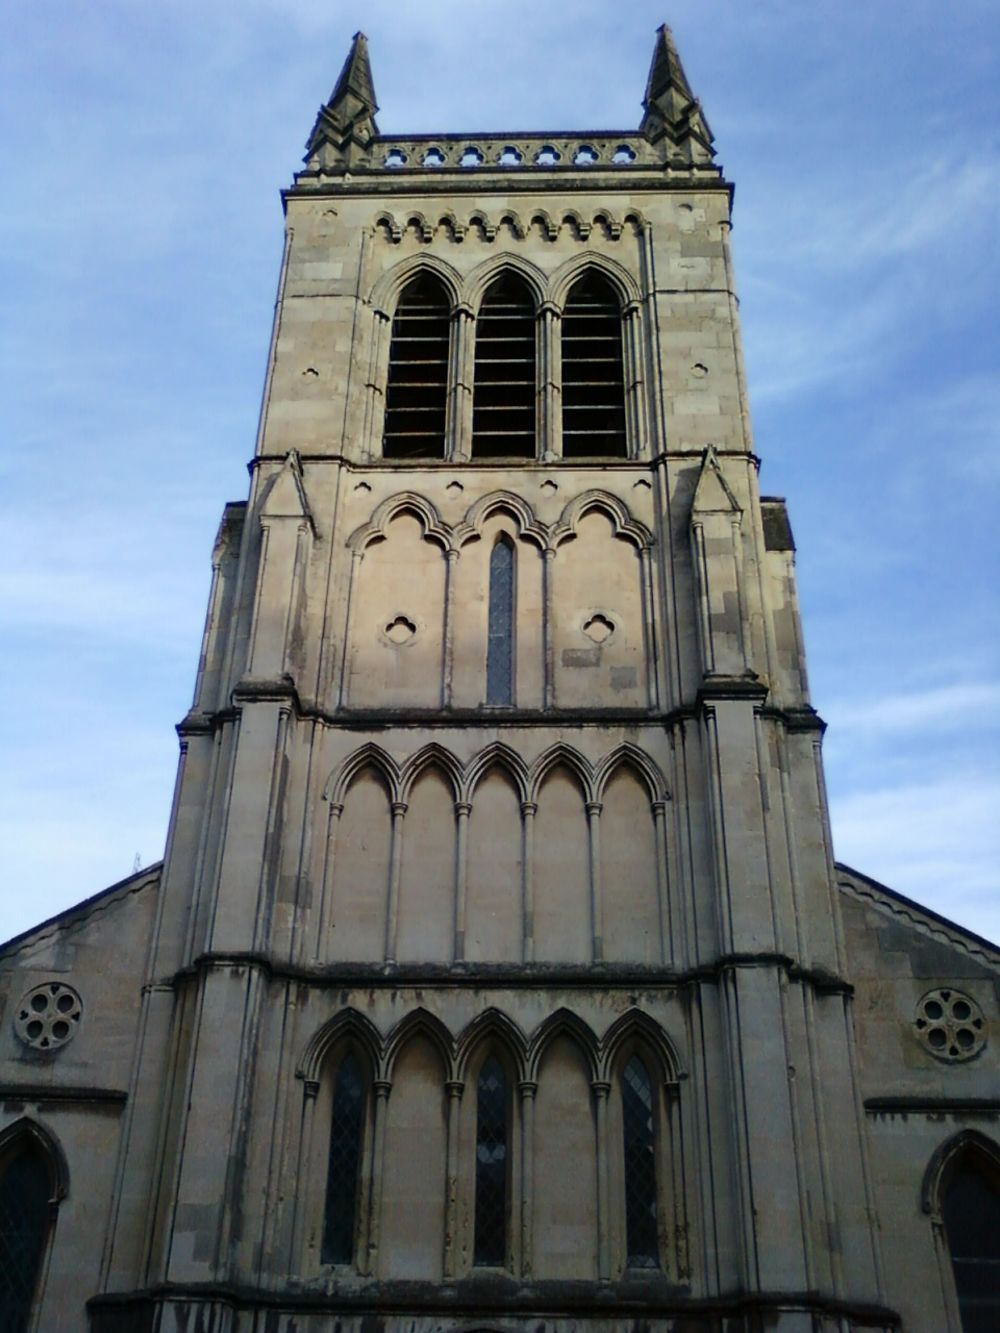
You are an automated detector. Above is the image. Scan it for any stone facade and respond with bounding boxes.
[1,28,998,1333]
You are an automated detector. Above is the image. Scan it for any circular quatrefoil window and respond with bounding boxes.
[14,982,83,1052]
[914,988,986,1062]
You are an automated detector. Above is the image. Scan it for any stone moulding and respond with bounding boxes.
[373,206,647,244]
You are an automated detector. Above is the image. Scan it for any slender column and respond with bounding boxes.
[537,301,561,460]
[366,1080,391,1275]
[384,802,407,962]
[337,549,364,708]
[651,800,671,967]
[453,802,472,961]
[586,801,603,962]
[289,1078,320,1268]
[542,548,556,708]
[443,1080,465,1276]
[520,801,537,962]
[362,309,391,459]
[448,304,475,460]
[622,300,647,458]
[442,547,459,707]
[639,546,662,708]
[518,1080,537,1277]
[315,800,344,961]
[592,1080,612,1280]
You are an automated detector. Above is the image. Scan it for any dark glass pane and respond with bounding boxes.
[322,1052,365,1265]
[473,274,536,458]
[622,1056,658,1268]
[486,540,514,706]
[384,274,450,458]
[943,1164,1000,1332]
[0,1148,50,1333]
[561,273,626,459]
[474,1056,508,1266]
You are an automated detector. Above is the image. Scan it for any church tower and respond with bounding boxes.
[94,26,888,1330]
[15,26,1000,1333]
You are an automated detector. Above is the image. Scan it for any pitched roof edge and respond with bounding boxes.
[835,860,1000,962]
[0,861,163,959]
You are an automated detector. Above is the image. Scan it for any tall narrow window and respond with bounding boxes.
[0,1143,51,1332]
[473,273,536,458]
[383,273,450,458]
[561,272,626,458]
[622,1055,658,1267]
[474,1056,508,1266]
[943,1159,1000,1331]
[322,1051,365,1265]
[486,538,514,706]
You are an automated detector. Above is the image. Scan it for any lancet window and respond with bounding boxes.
[473,1056,509,1266]
[378,265,634,461]
[942,1154,1000,1331]
[0,1135,54,1332]
[472,273,536,458]
[621,1054,658,1268]
[383,273,450,458]
[322,1051,366,1265]
[486,537,515,706]
[561,272,627,458]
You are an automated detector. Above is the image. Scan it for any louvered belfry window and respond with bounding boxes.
[474,1056,509,1266]
[473,273,536,458]
[0,1146,51,1333]
[322,1052,365,1265]
[622,1055,659,1267]
[383,273,450,458]
[561,272,627,458]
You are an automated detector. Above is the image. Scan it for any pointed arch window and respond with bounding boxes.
[561,272,626,459]
[942,1156,1000,1330]
[622,1054,658,1267]
[473,273,536,458]
[384,273,450,458]
[0,1138,54,1332]
[486,537,514,706]
[322,1051,366,1265]
[474,1055,509,1266]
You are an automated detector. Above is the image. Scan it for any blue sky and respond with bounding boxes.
[2,1,998,944]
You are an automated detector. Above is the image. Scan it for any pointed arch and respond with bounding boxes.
[369,253,463,315]
[324,743,400,807]
[527,1008,599,1082]
[465,254,546,311]
[456,1008,528,1082]
[347,492,452,554]
[549,489,652,552]
[528,743,595,804]
[0,1118,68,1203]
[599,1009,682,1084]
[453,490,548,550]
[548,253,639,312]
[399,744,464,804]
[463,742,530,804]
[383,1008,455,1082]
[594,744,669,806]
[922,1128,1000,1216]
[297,1007,383,1084]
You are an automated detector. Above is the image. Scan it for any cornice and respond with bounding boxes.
[166,948,851,997]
